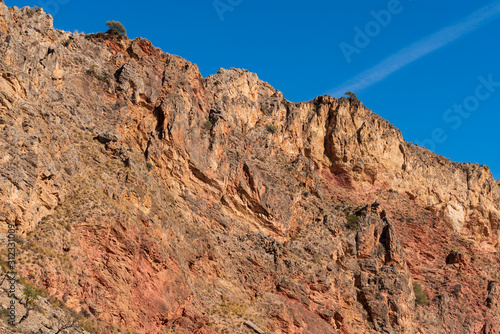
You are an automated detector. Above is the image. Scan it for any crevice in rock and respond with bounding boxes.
[153,105,165,140]
[379,224,391,263]
[356,122,366,146]
[399,144,406,163]
[188,162,217,189]
[114,66,123,82]
[356,290,374,324]
[323,103,337,165]
[144,138,151,160]
[243,163,256,194]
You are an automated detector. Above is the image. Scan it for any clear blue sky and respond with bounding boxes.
[7,0,500,179]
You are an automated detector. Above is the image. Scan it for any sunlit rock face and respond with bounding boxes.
[0,3,498,333]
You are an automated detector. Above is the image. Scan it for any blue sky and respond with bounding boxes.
[7,0,500,179]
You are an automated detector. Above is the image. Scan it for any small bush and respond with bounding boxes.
[23,284,41,305]
[48,296,64,308]
[345,91,359,104]
[26,7,38,18]
[146,162,153,171]
[85,32,106,40]
[402,163,407,171]
[0,307,10,321]
[106,21,126,36]
[267,125,277,134]
[346,214,359,229]
[106,28,120,36]
[0,257,10,271]
[202,120,212,130]
[63,39,72,47]
[80,319,101,333]
[86,66,108,83]
[413,282,429,306]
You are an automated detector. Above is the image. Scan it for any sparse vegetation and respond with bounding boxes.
[26,8,35,17]
[25,6,39,18]
[80,318,103,333]
[146,162,153,171]
[17,284,42,324]
[86,65,109,83]
[203,120,212,130]
[85,32,106,40]
[402,163,407,171]
[23,284,41,304]
[267,125,277,134]
[106,21,127,36]
[0,307,10,322]
[0,257,10,272]
[346,214,359,228]
[63,39,72,47]
[48,296,65,308]
[51,310,79,334]
[413,282,429,306]
[345,91,359,104]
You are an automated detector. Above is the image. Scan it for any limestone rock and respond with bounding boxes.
[0,3,498,333]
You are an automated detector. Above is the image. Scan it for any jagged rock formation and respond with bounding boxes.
[0,3,499,333]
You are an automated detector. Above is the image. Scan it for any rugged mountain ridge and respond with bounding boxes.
[0,4,499,333]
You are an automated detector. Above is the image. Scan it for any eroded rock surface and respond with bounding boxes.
[0,3,499,333]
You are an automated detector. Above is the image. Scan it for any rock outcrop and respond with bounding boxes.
[0,3,498,333]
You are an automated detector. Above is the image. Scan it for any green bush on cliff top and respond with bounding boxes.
[106,21,127,36]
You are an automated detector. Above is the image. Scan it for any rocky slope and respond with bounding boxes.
[0,3,498,333]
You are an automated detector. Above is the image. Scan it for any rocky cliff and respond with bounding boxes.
[0,4,499,334]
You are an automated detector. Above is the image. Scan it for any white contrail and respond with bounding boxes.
[330,0,500,97]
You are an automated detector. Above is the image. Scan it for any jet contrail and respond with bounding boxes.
[330,1,500,97]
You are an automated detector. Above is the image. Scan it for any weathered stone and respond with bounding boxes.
[96,132,119,144]
[0,2,498,334]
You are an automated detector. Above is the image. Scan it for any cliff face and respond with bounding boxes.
[0,4,499,334]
